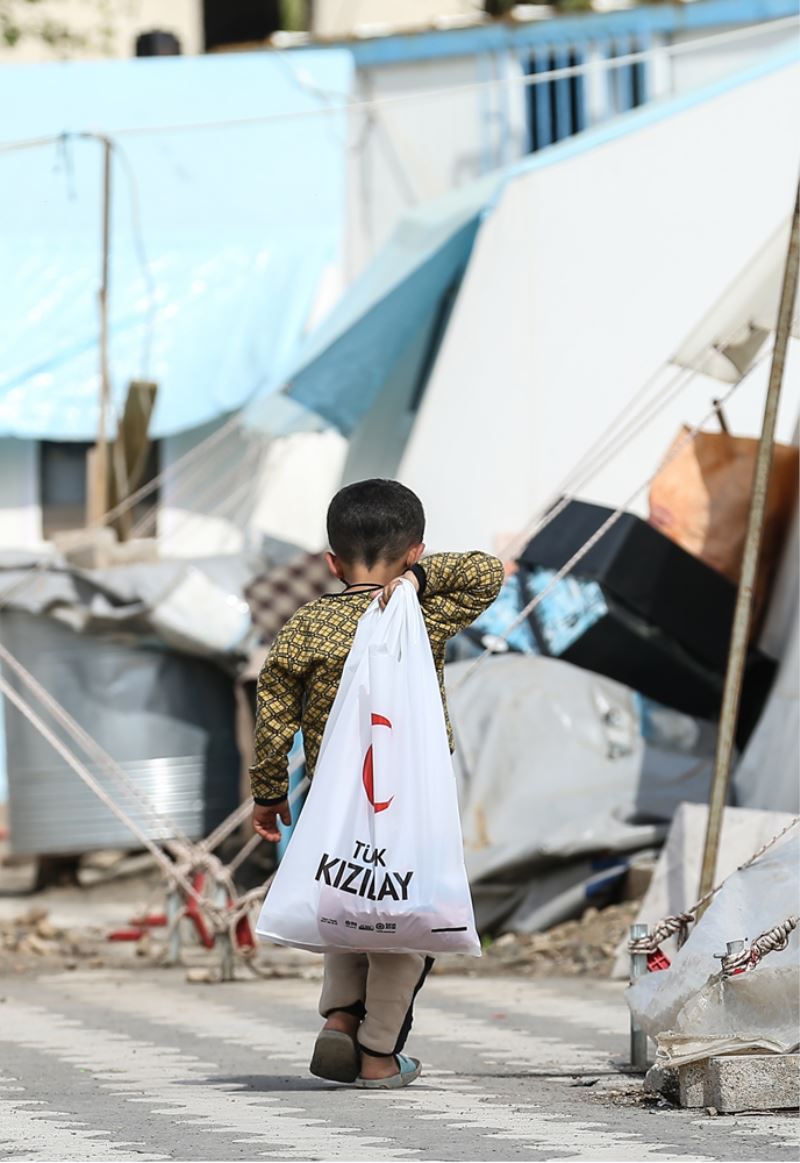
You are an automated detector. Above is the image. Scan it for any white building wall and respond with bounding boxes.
[313,0,476,39]
[0,439,41,548]
[343,19,796,277]
[0,0,202,62]
[159,420,346,557]
[0,437,41,806]
[158,420,253,557]
[346,52,529,277]
[397,60,800,554]
[250,430,348,552]
[668,22,798,93]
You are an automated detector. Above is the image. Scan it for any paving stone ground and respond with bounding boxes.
[0,967,796,1161]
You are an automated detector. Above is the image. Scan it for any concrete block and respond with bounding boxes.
[622,857,656,902]
[644,1063,680,1103]
[52,527,117,568]
[105,538,159,566]
[678,1060,708,1108]
[706,1054,800,1114]
[51,529,158,569]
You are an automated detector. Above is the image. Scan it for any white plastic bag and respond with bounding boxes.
[256,581,480,956]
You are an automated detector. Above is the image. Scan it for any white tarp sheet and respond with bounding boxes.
[0,545,298,659]
[734,503,799,812]
[671,218,800,382]
[611,802,797,977]
[447,654,719,886]
[627,831,799,1065]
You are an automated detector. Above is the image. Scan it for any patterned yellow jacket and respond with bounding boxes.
[250,552,504,804]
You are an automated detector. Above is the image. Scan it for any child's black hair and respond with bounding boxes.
[327,479,425,568]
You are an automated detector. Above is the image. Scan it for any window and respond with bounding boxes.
[524,37,650,151]
[525,47,587,153]
[202,0,310,51]
[39,441,160,540]
[40,442,91,538]
[608,39,648,115]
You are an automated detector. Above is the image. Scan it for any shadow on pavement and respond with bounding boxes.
[203,1074,347,1093]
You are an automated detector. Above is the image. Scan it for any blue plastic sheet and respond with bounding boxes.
[281,175,499,434]
[0,49,352,440]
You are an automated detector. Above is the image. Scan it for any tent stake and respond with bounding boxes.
[628,923,649,1070]
[697,182,800,914]
[165,889,183,966]
[214,884,235,982]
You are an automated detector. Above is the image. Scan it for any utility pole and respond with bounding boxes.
[697,182,800,911]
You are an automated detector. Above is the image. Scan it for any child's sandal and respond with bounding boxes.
[355,1053,421,1089]
[309,1030,360,1083]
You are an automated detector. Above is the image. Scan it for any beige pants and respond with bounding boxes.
[319,951,433,1056]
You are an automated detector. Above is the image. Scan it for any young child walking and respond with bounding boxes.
[251,479,503,1088]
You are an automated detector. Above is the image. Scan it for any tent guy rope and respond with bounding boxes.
[451,346,773,692]
[719,915,799,976]
[627,814,800,957]
[0,665,309,961]
[0,636,302,955]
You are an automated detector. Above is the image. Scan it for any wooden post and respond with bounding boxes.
[87,137,113,524]
[109,379,158,541]
[697,183,800,911]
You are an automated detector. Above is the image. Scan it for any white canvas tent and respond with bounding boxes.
[278,48,800,553]
[393,51,800,553]
[734,500,799,812]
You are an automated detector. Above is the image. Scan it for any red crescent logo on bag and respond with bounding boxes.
[363,713,393,813]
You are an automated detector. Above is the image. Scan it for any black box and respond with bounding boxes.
[518,500,775,737]
[519,499,736,673]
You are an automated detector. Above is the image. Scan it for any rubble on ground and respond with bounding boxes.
[433,902,640,977]
[1,829,640,977]
[0,906,108,974]
[0,895,640,978]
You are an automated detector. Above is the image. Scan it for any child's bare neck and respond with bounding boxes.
[343,558,407,588]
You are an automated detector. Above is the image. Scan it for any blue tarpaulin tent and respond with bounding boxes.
[275,173,499,435]
[0,48,352,440]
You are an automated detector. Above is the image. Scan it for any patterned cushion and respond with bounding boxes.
[245,553,334,646]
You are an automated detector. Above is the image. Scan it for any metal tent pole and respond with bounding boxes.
[697,182,800,911]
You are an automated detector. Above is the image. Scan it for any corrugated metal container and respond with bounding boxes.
[1,611,240,856]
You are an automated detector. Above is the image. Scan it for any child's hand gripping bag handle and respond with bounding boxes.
[376,578,421,657]
[313,589,394,760]
[303,582,415,774]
